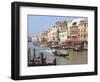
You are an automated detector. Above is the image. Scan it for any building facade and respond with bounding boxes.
[71,18,88,48]
[40,18,88,48]
[31,36,39,43]
[71,21,79,48]
[78,19,88,49]
[40,31,48,45]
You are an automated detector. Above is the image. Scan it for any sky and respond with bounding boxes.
[28,15,87,37]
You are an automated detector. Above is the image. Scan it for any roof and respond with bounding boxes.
[71,18,88,26]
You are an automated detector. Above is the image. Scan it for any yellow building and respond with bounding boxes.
[47,26,58,42]
[78,19,88,49]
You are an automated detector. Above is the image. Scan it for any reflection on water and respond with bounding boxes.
[28,42,88,66]
[51,48,87,65]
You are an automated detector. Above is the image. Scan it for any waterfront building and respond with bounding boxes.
[41,31,48,43]
[48,26,58,41]
[71,18,88,48]
[31,36,39,43]
[47,21,71,47]
[66,21,71,41]
[58,21,71,47]
[47,26,59,46]
[40,19,88,48]
[78,19,88,49]
[58,21,67,46]
[65,21,72,46]
[47,28,51,42]
[59,30,67,46]
[71,21,79,48]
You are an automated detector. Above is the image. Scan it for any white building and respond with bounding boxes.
[31,36,39,42]
[59,30,67,43]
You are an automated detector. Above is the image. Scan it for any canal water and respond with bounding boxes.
[28,42,88,66]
